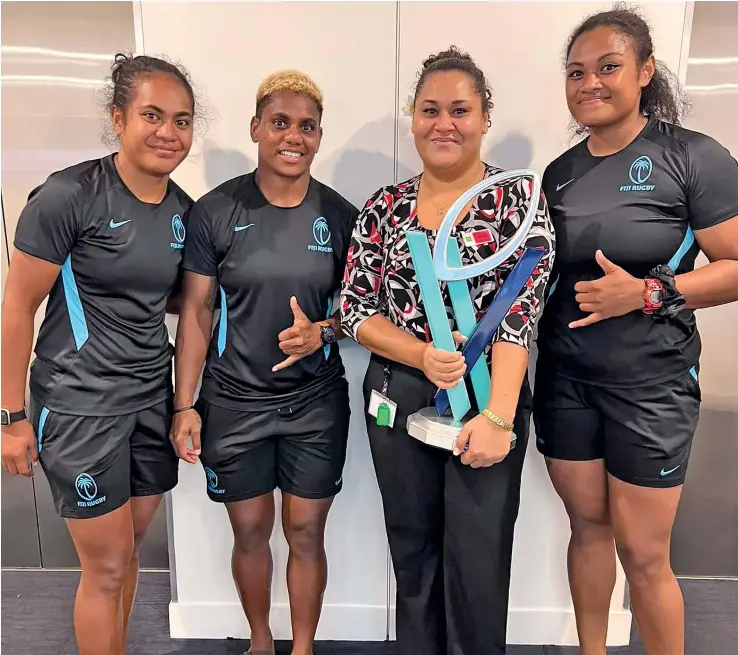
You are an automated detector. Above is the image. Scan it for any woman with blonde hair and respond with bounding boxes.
[171,70,358,655]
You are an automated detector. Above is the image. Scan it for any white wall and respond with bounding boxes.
[138,0,693,645]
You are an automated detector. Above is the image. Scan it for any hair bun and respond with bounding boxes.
[422,46,470,70]
[110,52,134,82]
[422,45,471,71]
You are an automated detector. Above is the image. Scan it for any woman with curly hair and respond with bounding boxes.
[1,53,198,655]
[534,5,738,654]
[341,47,555,655]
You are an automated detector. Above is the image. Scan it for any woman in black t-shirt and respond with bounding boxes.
[534,7,738,654]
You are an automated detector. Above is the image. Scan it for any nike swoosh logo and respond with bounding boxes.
[556,179,575,191]
[234,223,255,232]
[660,465,681,477]
[109,219,132,229]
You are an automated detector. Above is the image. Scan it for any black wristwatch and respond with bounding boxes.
[1,408,27,426]
[320,323,337,345]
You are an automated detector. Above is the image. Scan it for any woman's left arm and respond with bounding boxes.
[274,203,359,370]
[674,217,738,308]
[456,184,556,467]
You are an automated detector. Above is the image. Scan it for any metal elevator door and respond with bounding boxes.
[669,0,738,578]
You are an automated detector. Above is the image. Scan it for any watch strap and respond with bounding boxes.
[642,278,664,315]
[319,323,336,345]
[1,408,27,426]
[646,265,687,320]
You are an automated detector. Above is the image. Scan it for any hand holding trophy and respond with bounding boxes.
[405,170,544,453]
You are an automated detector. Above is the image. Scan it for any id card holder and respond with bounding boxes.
[368,365,397,428]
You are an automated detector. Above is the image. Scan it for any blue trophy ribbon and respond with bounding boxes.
[433,247,544,417]
[406,169,543,424]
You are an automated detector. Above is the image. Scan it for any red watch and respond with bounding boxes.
[642,278,664,315]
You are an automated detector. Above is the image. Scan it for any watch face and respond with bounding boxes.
[1,410,9,426]
[322,325,337,344]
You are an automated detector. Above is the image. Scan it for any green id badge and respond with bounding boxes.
[369,389,397,428]
[376,402,391,427]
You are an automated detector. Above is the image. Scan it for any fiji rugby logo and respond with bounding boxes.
[308,216,333,253]
[620,156,655,192]
[170,214,186,249]
[204,467,224,494]
[75,473,106,508]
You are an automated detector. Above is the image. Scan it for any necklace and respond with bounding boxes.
[420,163,486,222]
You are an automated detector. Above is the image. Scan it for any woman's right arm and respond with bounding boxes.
[170,200,219,463]
[170,272,215,463]
[2,180,81,476]
[340,191,465,388]
[1,252,61,476]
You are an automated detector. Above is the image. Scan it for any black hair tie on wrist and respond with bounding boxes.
[648,264,687,320]
[173,406,195,414]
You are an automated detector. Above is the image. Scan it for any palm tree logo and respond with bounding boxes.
[313,217,331,246]
[629,156,653,185]
[75,473,98,502]
[204,467,218,492]
[171,214,186,244]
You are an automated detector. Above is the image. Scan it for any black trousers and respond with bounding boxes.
[363,356,531,655]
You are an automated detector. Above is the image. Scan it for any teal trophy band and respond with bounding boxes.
[405,171,544,449]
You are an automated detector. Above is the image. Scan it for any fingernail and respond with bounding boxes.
[452,448,460,456]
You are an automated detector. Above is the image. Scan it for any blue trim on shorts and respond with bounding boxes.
[37,407,49,453]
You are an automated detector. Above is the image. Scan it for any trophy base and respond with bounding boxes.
[406,407,467,452]
[406,407,518,453]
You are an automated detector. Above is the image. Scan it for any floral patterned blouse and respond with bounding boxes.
[339,163,556,355]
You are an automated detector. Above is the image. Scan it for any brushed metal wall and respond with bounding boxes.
[0,1,169,570]
[670,1,738,578]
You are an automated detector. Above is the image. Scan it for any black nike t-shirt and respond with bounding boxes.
[14,154,193,415]
[182,171,358,410]
[537,116,738,387]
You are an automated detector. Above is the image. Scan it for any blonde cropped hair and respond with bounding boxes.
[255,70,324,117]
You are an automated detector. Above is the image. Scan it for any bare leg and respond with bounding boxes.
[120,494,164,650]
[66,503,135,655]
[281,493,334,655]
[226,494,276,654]
[546,458,615,655]
[610,476,684,655]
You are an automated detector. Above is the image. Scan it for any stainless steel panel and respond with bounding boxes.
[670,1,738,578]
[2,184,42,569]
[1,1,170,570]
[0,473,42,568]
[672,408,738,576]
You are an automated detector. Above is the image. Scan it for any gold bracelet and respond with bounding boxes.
[481,408,514,432]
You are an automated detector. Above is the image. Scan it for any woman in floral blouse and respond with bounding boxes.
[340,47,555,655]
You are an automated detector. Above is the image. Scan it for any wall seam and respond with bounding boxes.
[133,1,146,55]
[393,1,401,185]
[677,1,696,86]
[385,1,402,639]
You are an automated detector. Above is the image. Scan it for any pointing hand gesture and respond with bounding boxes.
[273,296,323,372]
[569,250,645,329]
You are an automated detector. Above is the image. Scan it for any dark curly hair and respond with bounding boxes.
[413,46,494,115]
[566,2,689,135]
[100,52,211,148]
